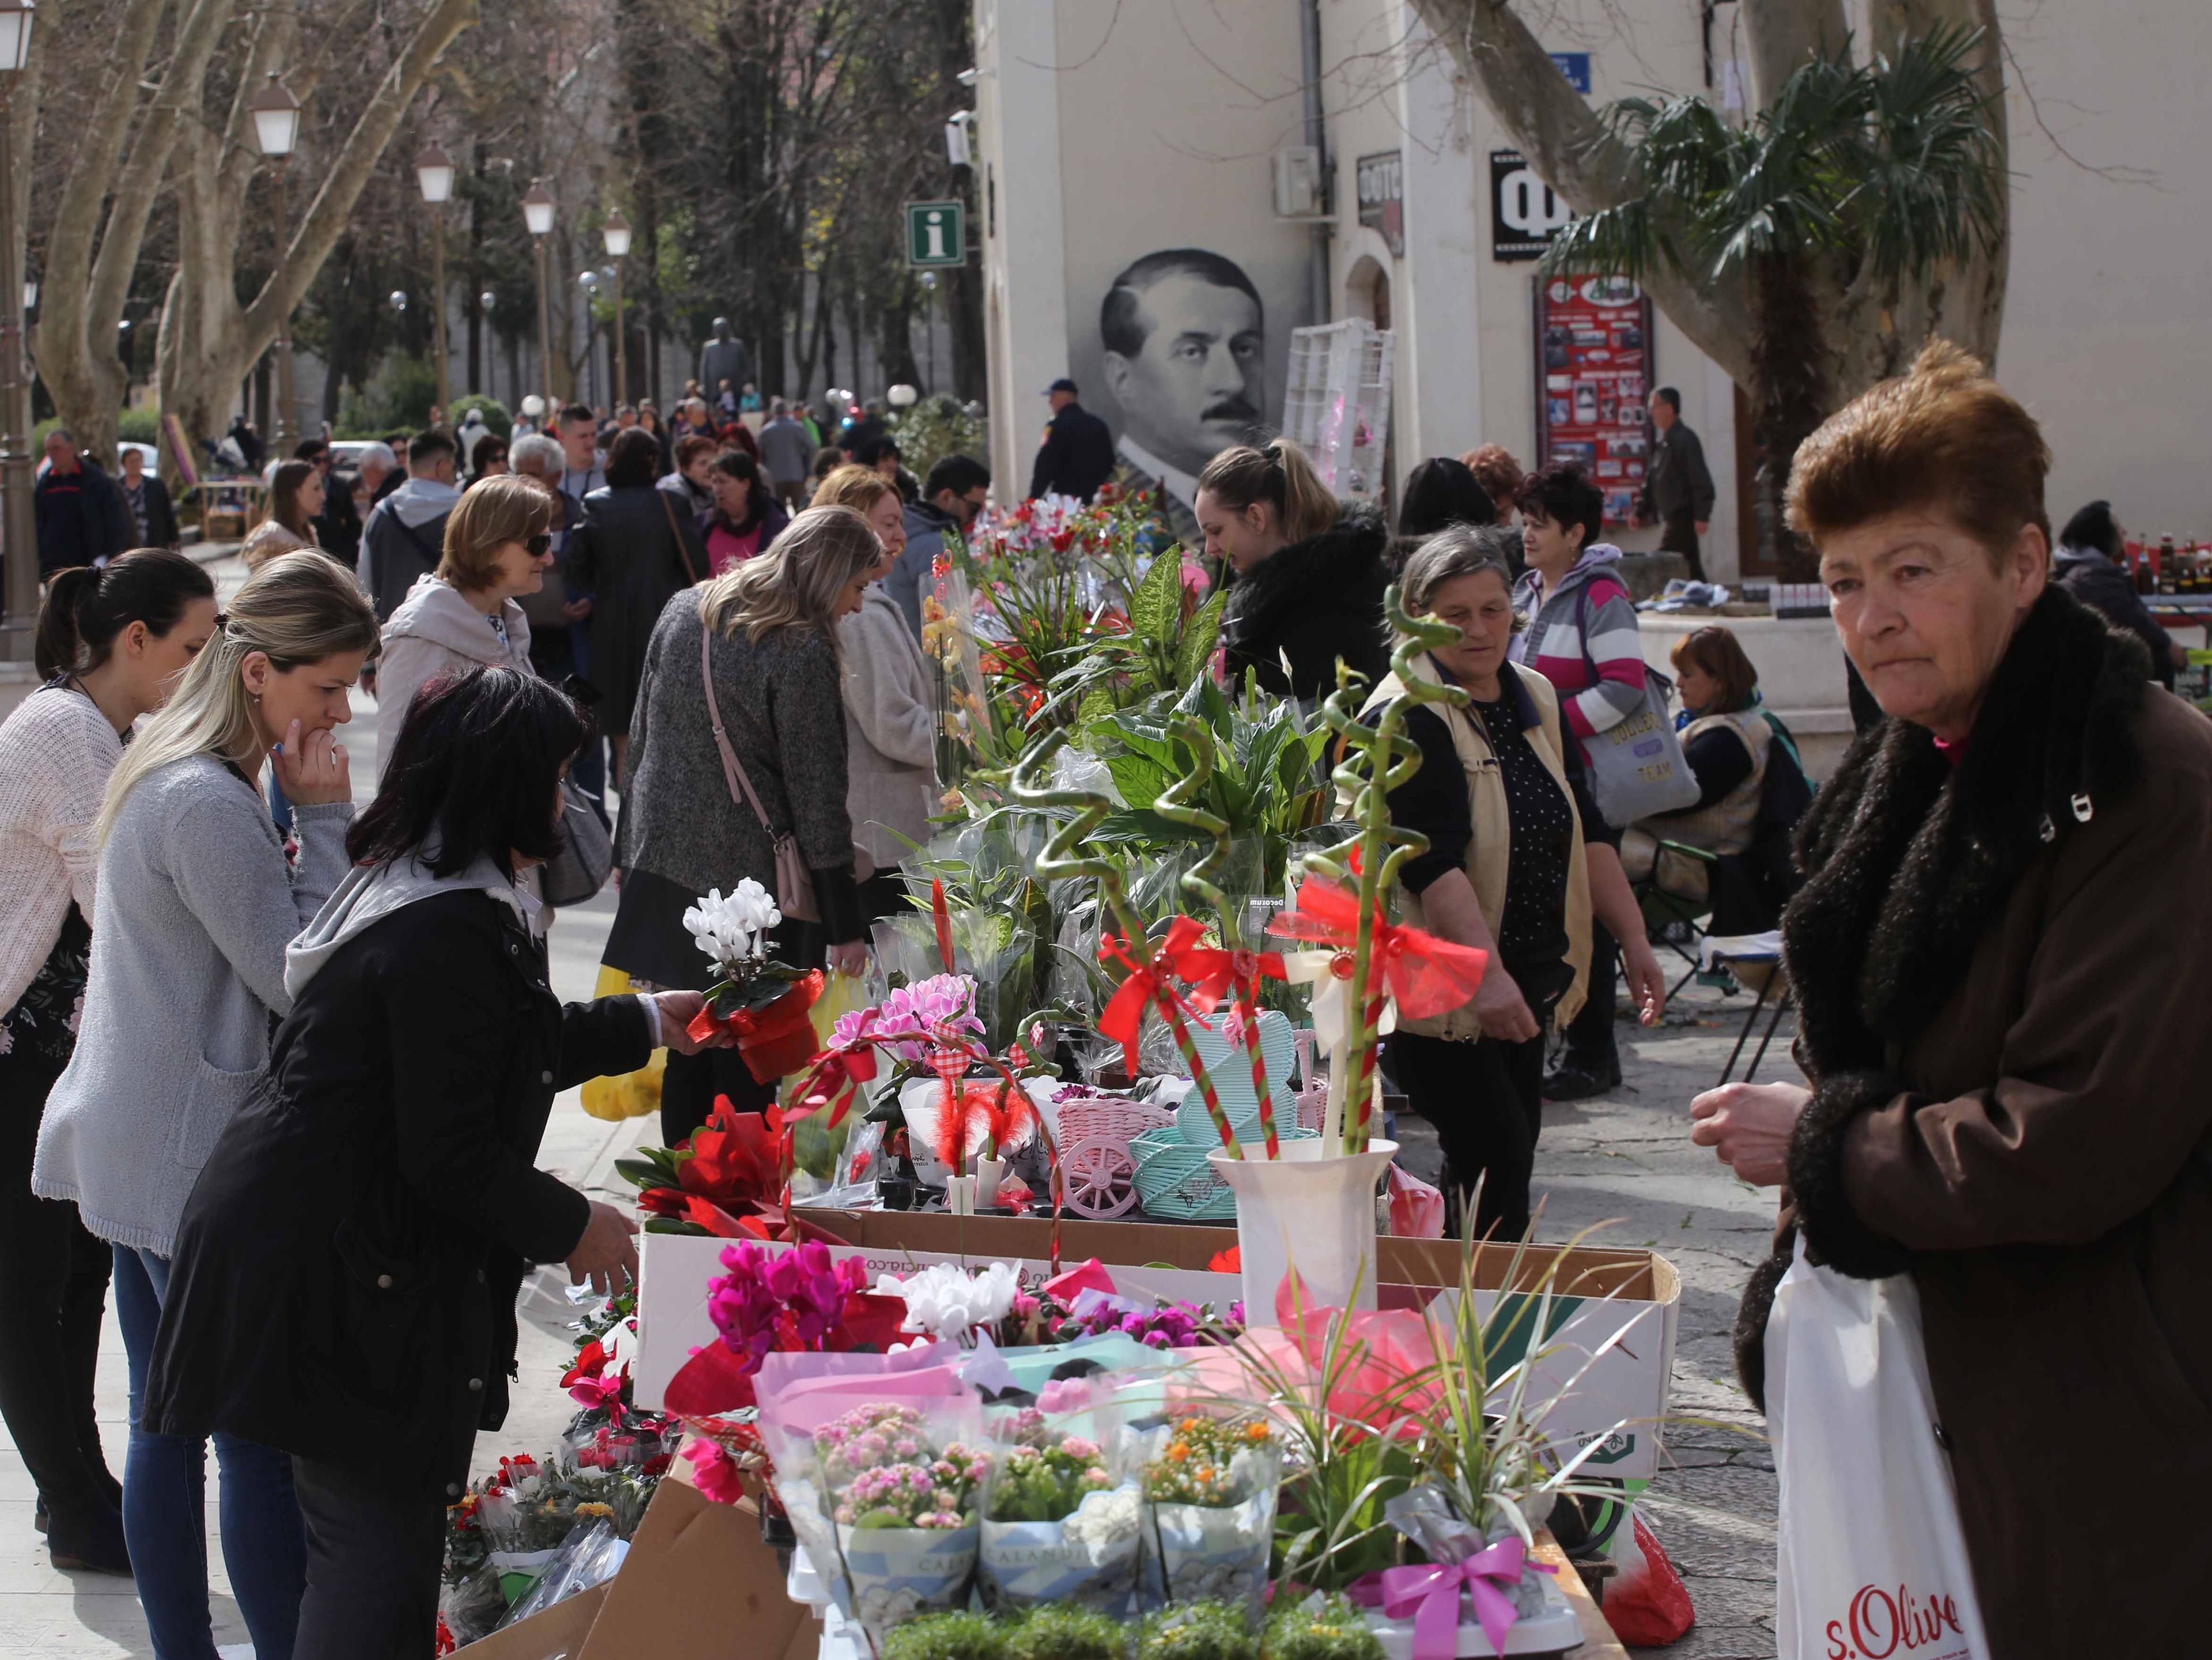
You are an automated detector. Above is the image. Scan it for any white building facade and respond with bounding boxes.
[970,0,2212,583]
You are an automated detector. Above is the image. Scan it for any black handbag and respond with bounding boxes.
[540,778,613,907]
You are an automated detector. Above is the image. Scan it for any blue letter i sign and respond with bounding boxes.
[906,200,966,268]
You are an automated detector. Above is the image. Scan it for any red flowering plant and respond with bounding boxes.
[617,1093,801,1239]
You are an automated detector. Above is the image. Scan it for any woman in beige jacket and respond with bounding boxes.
[238,460,327,570]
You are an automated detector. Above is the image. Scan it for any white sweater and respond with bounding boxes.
[0,685,123,1016]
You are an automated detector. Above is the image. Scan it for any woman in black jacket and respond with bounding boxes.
[565,425,709,780]
[1199,440,1389,702]
[141,668,723,1659]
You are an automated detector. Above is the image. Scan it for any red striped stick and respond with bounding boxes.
[1347,990,1388,1155]
[1154,988,1241,1159]
[1234,995,1279,1159]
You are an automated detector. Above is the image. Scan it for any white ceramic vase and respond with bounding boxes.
[1207,1140,1398,1324]
[974,1155,1006,1208]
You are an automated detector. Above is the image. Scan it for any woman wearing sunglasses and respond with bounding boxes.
[374,476,556,783]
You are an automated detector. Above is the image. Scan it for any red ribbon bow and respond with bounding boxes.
[1177,941,1288,1012]
[1096,916,1215,1073]
[1267,876,1488,1020]
[787,1042,881,1131]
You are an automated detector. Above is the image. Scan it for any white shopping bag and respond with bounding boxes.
[1767,1238,1990,1660]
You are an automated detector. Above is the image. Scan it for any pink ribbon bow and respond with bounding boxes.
[1357,1537,1555,1660]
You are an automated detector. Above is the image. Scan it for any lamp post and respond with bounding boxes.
[413,142,455,421]
[600,210,631,409]
[576,271,600,409]
[0,0,38,660]
[521,181,556,408]
[249,70,302,449]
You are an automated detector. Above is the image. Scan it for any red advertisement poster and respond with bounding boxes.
[1533,274,1654,527]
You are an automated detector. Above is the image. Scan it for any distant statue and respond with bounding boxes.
[698,318,752,406]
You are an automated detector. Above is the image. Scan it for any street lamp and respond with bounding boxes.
[600,210,631,409]
[0,0,39,663]
[521,180,556,408]
[414,141,455,421]
[249,70,303,448]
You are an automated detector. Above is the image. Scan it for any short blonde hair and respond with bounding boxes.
[440,475,555,590]
[811,463,895,517]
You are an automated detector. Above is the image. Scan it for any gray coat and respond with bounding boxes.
[618,591,854,900]
[840,586,938,871]
[32,755,353,1255]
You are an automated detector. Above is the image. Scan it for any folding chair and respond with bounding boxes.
[1704,932,1793,1086]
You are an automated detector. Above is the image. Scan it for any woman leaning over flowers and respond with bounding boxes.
[607,504,885,1143]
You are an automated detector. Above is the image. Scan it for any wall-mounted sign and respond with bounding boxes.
[1490,150,1572,262]
[1550,52,1592,94]
[905,200,967,268]
[1355,150,1404,258]
[1533,272,1653,527]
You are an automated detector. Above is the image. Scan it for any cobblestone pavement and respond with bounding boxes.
[1393,977,1794,1660]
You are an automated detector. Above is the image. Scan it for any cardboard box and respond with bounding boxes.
[634,1211,1678,1480]
[462,1464,817,1659]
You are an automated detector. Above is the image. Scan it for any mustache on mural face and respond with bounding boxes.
[1202,396,1260,424]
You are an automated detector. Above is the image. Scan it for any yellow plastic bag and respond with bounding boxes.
[809,968,872,1050]
[577,964,667,1122]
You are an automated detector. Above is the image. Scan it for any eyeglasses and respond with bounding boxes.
[525,534,552,556]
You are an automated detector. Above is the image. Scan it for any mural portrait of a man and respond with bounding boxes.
[1099,248,1267,512]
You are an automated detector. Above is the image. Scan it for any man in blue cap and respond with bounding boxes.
[1028,377,1115,502]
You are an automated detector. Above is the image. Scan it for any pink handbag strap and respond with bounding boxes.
[700,619,778,837]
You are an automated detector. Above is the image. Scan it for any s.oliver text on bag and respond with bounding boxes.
[1824,1583,1969,1660]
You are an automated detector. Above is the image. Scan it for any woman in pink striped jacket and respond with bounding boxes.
[1509,460,1669,1101]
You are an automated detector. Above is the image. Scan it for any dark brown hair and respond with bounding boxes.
[675,432,720,471]
[1787,339,2051,557]
[1195,439,1336,544]
[606,425,664,489]
[1669,625,1759,714]
[267,460,321,541]
[35,550,215,678]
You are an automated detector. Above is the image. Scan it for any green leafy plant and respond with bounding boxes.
[448,394,513,440]
[886,394,989,478]
[1006,1605,1127,1660]
[1262,1594,1385,1660]
[1138,1601,1259,1660]
[1050,545,1226,724]
[882,1610,1012,1660]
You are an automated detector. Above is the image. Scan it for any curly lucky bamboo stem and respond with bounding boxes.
[1305,586,1468,1155]
[1153,712,1279,1159]
[1012,728,1243,1159]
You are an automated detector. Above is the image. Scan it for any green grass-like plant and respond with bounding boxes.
[1262,1594,1385,1660]
[881,1610,1012,1660]
[1005,1605,1128,1660]
[1138,1601,1258,1660]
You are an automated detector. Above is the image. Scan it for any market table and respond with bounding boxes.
[1533,1534,1631,1659]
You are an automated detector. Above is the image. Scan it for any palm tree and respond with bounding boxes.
[1544,28,2005,576]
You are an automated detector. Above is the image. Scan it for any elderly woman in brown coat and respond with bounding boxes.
[1690,342,2212,1657]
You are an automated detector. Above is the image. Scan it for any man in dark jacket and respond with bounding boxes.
[890,454,990,637]
[34,432,134,573]
[357,431,461,621]
[1029,378,1115,502]
[116,446,181,549]
[2052,498,2186,689]
[1637,387,1716,581]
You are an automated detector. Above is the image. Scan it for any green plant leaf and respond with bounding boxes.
[1128,549,1182,651]
[1175,587,1228,686]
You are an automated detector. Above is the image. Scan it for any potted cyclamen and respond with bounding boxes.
[684,880,824,1082]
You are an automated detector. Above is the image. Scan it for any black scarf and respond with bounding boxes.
[1734,587,2150,1404]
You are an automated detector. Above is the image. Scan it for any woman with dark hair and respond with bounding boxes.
[140,667,722,1658]
[1391,457,1495,573]
[0,551,216,1575]
[240,459,327,570]
[664,432,721,516]
[610,505,884,1142]
[701,448,788,573]
[1692,341,2212,1660]
[468,431,509,483]
[1508,460,1668,1102]
[2054,497,2182,686]
[565,425,709,780]
[1198,439,1389,703]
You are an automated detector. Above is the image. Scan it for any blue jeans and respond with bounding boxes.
[114,1247,305,1660]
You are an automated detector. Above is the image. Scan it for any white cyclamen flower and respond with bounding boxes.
[683,882,783,965]
[876,1261,1024,1344]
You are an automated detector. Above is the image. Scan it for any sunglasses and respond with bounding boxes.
[525,533,552,557]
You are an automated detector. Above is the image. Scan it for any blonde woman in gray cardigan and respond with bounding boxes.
[813,464,937,921]
[31,550,379,1660]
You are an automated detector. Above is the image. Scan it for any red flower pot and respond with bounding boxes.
[733,971,825,1084]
